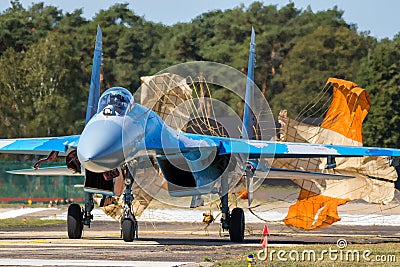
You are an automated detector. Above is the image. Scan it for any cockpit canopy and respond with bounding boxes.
[97,87,133,116]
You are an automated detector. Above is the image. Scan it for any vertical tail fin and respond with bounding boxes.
[85,25,102,125]
[241,27,257,140]
[242,27,257,206]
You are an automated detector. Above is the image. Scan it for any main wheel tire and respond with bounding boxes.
[229,208,245,242]
[122,219,135,242]
[67,203,83,239]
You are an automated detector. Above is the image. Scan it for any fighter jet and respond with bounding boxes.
[1,26,400,242]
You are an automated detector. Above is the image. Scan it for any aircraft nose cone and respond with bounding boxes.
[77,118,125,172]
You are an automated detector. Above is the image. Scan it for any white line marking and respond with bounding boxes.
[0,258,192,266]
[0,208,57,219]
[4,206,398,226]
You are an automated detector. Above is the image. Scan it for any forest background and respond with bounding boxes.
[1,0,399,148]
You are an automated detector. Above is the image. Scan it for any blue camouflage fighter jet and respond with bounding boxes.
[1,26,400,242]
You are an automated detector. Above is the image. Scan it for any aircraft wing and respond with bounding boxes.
[0,135,80,156]
[217,138,400,158]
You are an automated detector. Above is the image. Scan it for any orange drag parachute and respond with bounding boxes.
[274,78,397,230]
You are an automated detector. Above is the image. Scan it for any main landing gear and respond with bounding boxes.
[229,208,245,242]
[67,203,83,239]
[67,191,93,239]
[220,174,245,242]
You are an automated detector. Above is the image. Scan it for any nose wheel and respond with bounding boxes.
[120,183,138,242]
[121,218,136,242]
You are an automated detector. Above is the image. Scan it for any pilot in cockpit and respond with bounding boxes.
[98,87,133,116]
[109,93,127,114]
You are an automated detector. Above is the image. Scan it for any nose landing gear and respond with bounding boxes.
[120,161,138,242]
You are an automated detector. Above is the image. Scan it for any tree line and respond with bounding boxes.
[0,0,399,148]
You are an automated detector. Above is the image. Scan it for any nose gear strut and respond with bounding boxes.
[120,160,138,242]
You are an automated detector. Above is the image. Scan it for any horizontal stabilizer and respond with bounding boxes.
[266,168,354,180]
[7,166,84,176]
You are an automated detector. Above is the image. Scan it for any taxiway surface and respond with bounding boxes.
[0,219,400,266]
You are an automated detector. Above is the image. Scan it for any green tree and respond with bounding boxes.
[358,36,400,147]
[0,1,63,55]
[0,31,86,138]
[0,48,28,137]
[1,0,398,147]
[22,31,86,136]
[0,0,31,54]
[270,24,370,118]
